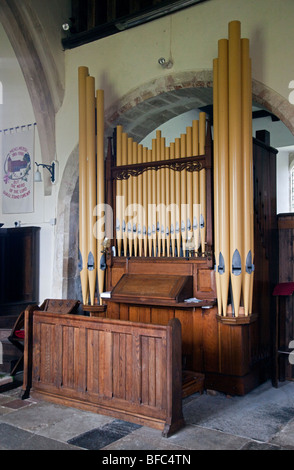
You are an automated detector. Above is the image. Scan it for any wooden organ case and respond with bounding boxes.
[93,114,277,397]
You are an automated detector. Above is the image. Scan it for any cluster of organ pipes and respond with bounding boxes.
[114,112,208,259]
[213,20,254,317]
[78,66,105,306]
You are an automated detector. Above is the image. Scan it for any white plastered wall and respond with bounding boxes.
[0,22,56,302]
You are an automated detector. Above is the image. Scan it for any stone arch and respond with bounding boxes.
[53,145,80,299]
[252,80,294,136]
[104,70,214,141]
[54,71,294,299]
[0,0,65,195]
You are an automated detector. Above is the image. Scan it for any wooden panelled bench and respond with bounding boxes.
[22,306,184,437]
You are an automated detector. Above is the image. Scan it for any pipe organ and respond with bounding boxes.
[77,21,278,396]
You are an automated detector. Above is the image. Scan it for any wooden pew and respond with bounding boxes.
[22,307,184,437]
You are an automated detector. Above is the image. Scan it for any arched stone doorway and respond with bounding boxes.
[53,72,294,300]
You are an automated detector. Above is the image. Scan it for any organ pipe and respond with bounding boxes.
[96,89,105,304]
[86,76,97,306]
[78,66,89,305]
[217,38,230,317]
[116,125,123,256]
[192,120,200,254]
[241,38,254,316]
[199,112,207,256]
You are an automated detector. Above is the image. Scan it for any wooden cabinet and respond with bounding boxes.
[0,226,40,321]
[106,299,261,395]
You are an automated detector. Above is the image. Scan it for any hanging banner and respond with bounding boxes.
[1,124,35,214]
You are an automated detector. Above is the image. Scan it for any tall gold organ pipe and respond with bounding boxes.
[122,133,128,256]
[170,142,176,257]
[213,57,222,316]
[186,126,193,251]
[156,131,162,256]
[175,138,181,256]
[78,66,89,305]
[241,38,254,316]
[143,147,148,256]
[165,145,171,257]
[116,125,123,256]
[192,120,200,254]
[180,134,187,255]
[228,20,243,317]
[96,89,105,304]
[151,139,157,256]
[217,38,230,316]
[161,136,166,256]
[133,141,138,256]
[248,63,254,315]
[147,148,153,257]
[127,137,133,256]
[199,112,206,255]
[137,144,143,257]
[86,76,97,306]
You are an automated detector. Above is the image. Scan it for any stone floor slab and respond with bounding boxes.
[240,441,284,450]
[183,382,294,443]
[37,410,114,442]
[0,400,78,433]
[0,423,81,450]
[269,417,294,449]
[114,423,251,451]
[69,419,142,450]
[0,395,16,405]
[103,429,187,451]
[2,398,32,409]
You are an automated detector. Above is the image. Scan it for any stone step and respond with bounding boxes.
[0,371,22,392]
[0,373,13,387]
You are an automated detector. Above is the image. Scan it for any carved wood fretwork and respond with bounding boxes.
[111,154,207,180]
